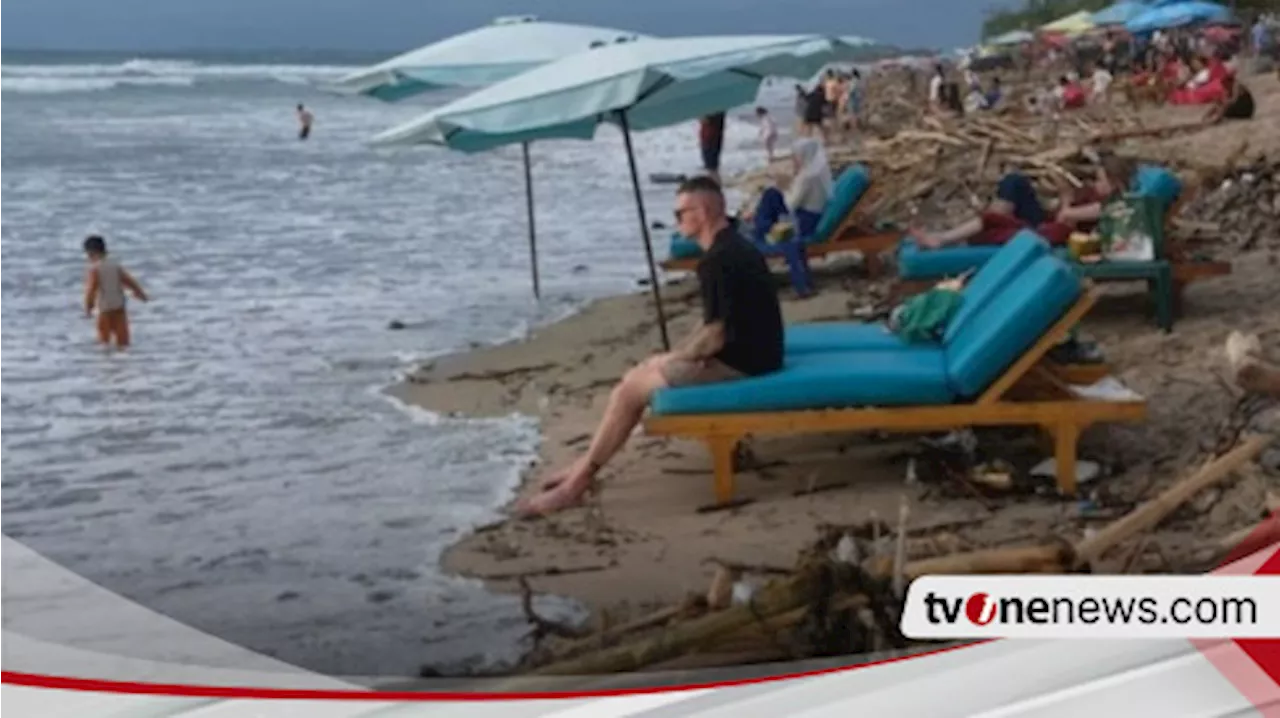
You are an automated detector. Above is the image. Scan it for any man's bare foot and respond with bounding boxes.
[540,456,593,492]
[516,479,591,517]
[910,227,943,249]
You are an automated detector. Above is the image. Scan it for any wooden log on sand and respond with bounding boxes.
[1075,434,1275,567]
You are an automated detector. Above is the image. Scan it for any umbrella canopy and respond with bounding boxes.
[371,35,876,150]
[370,34,878,349]
[328,17,649,101]
[1126,1,1233,32]
[1041,10,1096,35]
[988,29,1035,46]
[1092,2,1150,26]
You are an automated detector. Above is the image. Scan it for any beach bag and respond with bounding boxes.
[1098,194,1161,262]
[889,287,964,344]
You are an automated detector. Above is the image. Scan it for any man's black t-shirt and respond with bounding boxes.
[696,227,784,376]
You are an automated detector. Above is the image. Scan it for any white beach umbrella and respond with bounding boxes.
[329,16,650,299]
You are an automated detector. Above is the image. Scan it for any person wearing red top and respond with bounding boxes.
[911,154,1138,250]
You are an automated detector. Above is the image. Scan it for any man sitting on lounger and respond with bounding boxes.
[518,176,784,516]
[911,154,1139,250]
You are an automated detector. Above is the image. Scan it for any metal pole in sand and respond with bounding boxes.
[617,110,671,351]
[521,142,541,299]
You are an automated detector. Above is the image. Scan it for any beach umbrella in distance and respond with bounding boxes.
[1126,1,1234,33]
[370,34,879,350]
[328,16,650,300]
[1091,2,1152,26]
[987,29,1035,46]
[1040,9,1097,36]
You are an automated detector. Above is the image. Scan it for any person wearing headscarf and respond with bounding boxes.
[749,137,832,240]
[741,138,833,296]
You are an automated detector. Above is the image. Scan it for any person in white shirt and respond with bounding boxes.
[754,106,778,163]
[928,64,945,111]
[1090,63,1114,102]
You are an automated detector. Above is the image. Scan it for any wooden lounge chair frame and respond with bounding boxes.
[660,182,900,277]
[644,287,1147,505]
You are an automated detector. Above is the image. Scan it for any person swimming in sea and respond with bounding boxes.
[296,104,314,140]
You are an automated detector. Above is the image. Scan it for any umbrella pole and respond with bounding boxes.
[617,112,671,351]
[522,142,541,300]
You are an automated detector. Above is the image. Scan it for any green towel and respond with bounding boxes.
[891,288,964,343]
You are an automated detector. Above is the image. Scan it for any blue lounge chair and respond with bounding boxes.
[894,167,1230,329]
[784,230,1050,355]
[645,253,1147,504]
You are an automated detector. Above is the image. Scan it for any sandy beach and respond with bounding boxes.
[391,77,1280,633]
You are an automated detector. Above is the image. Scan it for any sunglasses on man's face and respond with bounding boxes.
[674,206,695,221]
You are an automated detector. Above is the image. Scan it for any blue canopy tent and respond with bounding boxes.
[1126,2,1234,33]
[1091,2,1151,26]
[328,17,649,298]
[372,35,878,349]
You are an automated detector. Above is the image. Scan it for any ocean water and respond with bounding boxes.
[0,52,781,677]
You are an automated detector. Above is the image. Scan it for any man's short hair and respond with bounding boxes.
[677,175,725,215]
[84,235,106,254]
[677,175,723,198]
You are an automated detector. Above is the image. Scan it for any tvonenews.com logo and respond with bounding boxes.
[900,577,1280,639]
[925,590,1257,627]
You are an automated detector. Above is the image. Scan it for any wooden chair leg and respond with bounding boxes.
[1171,279,1187,317]
[706,435,740,505]
[864,250,885,278]
[1052,422,1081,496]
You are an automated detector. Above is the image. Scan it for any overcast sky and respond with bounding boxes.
[3,0,1012,54]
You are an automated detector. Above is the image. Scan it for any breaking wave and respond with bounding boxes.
[2,57,356,94]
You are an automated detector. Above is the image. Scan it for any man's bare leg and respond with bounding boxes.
[520,355,671,515]
[911,215,984,249]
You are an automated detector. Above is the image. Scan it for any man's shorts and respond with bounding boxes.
[660,357,744,388]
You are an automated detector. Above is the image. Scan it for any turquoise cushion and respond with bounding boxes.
[1133,165,1181,211]
[650,349,954,415]
[944,256,1081,398]
[785,323,915,354]
[669,234,702,260]
[898,237,1001,279]
[785,231,1050,354]
[812,165,871,243]
[942,230,1049,343]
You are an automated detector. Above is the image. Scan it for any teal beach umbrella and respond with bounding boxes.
[371,34,879,349]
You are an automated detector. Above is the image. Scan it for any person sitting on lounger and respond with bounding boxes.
[911,153,1139,250]
[519,176,783,516]
[740,137,832,297]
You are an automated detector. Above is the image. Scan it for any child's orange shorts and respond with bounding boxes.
[97,309,130,347]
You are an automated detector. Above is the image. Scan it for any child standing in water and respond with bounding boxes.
[83,235,148,349]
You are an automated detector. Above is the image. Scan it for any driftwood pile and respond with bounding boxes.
[1180,155,1280,252]
[501,434,1274,679]
[740,94,1214,233]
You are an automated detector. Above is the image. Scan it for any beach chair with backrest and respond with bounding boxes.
[892,166,1231,328]
[784,230,1050,355]
[644,252,1147,506]
[662,164,900,277]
